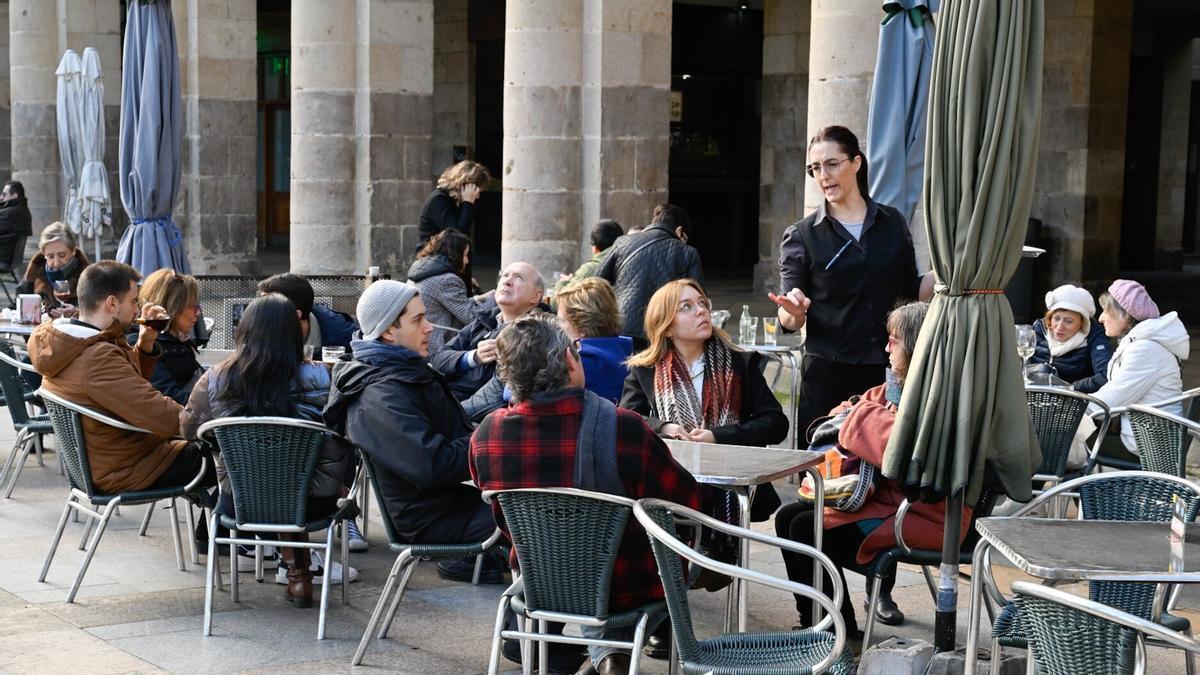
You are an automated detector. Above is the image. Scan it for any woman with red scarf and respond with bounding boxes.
[620,279,788,522]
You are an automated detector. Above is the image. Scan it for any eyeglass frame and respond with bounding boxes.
[676,297,713,316]
[805,156,853,178]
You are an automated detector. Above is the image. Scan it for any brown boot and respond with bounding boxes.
[282,543,313,608]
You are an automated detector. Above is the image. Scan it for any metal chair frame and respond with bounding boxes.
[966,470,1200,675]
[197,416,357,640]
[351,449,502,666]
[1093,388,1200,473]
[0,341,54,496]
[1011,581,1200,675]
[36,388,205,603]
[1025,385,1111,518]
[635,498,849,675]
[482,488,661,675]
[1126,404,1200,478]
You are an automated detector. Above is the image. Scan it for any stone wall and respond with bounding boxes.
[10,0,61,231]
[0,2,10,181]
[434,0,471,171]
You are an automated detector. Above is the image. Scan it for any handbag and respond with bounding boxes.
[797,400,877,512]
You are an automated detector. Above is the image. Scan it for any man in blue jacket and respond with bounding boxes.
[258,274,359,351]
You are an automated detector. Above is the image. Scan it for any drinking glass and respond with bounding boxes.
[52,280,71,305]
[762,317,778,347]
[1015,324,1036,384]
[742,321,757,346]
[322,346,345,365]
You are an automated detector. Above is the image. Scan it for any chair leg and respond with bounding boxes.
[473,552,484,586]
[230,529,240,604]
[138,502,155,536]
[77,517,95,551]
[39,494,75,582]
[204,512,219,636]
[341,521,349,605]
[538,618,548,675]
[185,504,199,565]
[360,475,370,539]
[255,542,264,583]
[0,433,18,487]
[352,550,412,665]
[317,529,334,640]
[863,573,883,648]
[628,612,650,675]
[521,616,533,675]
[66,500,118,603]
[33,433,43,467]
[3,432,33,498]
[168,499,185,572]
[378,558,418,640]
[669,631,680,675]
[486,595,512,675]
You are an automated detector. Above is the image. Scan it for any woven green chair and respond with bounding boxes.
[1026,386,1110,517]
[36,388,206,602]
[1127,404,1200,478]
[197,416,358,640]
[967,471,1200,675]
[352,449,502,666]
[635,498,855,675]
[1094,388,1200,473]
[0,341,54,497]
[1012,581,1200,675]
[482,488,663,675]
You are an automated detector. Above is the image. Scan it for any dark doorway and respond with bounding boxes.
[468,0,505,269]
[1120,52,1164,270]
[668,4,763,278]
[1185,80,1200,256]
[257,0,291,249]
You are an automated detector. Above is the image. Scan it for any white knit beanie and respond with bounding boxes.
[1044,284,1096,331]
[357,280,419,340]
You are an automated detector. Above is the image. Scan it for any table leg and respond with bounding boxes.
[964,542,987,675]
[735,487,755,631]
[805,467,825,624]
[786,351,801,450]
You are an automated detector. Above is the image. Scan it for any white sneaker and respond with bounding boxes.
[339,519,368,551]
[274,550,359,584]
[235,545,280,572]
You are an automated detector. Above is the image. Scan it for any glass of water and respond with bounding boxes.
[743,320,757,346]
[762,317,778,347]
[1015,324,1036,384]
[322,346,345,365]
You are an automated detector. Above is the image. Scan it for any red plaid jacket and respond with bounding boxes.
[470,389,702,614]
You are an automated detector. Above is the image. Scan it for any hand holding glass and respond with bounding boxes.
[1015,324,1036,384]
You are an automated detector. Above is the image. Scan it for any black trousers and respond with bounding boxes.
[795,356,885,444]
[774,501,894,637]
[148,442,218,492]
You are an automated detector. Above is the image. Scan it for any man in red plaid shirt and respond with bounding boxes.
[470,314,701,675]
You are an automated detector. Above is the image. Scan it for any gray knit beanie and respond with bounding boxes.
[357,280,419,340]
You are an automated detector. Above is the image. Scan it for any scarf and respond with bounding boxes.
[45,254,81,284]
[1046,330,1087,358]
[349,338,423,367]
[653,338,741,432]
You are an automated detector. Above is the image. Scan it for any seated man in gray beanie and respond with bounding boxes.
[323,280,502,583]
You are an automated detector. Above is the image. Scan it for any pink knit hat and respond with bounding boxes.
[1107,279,1160,321]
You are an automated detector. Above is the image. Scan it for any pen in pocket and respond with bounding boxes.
[824,239,854,271]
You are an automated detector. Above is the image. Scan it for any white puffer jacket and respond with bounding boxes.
[1091,311,1190,452]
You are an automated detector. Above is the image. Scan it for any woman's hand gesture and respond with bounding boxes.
[769,288,811,318]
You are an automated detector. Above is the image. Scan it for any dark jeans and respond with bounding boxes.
[148,442,218,492]
[774,500,894,637]
[410,498,496,546]
[795,356,885,444]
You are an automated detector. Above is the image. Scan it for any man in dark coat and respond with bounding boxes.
[0,180,33,267]
[323,279,500,583]
[597,204,702,344]
[428,261,546,400]
[258,273,359,351]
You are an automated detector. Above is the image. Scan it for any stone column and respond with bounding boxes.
[290,0,433,276]
[433,0,471,170]
[0,1,11,179]
[755,0,810,293]
[176,0,258,273]
[9,0,60,228]
[1030,1,1131,287]
[803,0,880,213]
[1153,34,1192,270]
[502,0,671,275]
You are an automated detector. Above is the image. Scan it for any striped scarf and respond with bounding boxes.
[653,338,742,432]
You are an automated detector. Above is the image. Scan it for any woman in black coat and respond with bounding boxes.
[620,279,788,522]
[417,160,491,248]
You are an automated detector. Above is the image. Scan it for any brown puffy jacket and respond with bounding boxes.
[28,318,186,493]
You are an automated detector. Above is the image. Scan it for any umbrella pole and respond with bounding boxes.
[934,490,964,652]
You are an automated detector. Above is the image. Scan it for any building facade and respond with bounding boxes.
[5,0,1199,292]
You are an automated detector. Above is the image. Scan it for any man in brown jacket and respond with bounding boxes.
[28,261,215,494]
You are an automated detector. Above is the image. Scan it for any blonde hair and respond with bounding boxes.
[140,268,200,331]
[627,279,735,368]
[39,222,78,253]
[436,161,491,202]
[556,277,621,338]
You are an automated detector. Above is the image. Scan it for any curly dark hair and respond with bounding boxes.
[416,229,471,273]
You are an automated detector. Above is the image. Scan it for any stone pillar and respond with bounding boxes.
[176,0,258,274]
[0,1,11,179]
[9,0,60,229]
[803,0,879,213]
[433,0,471,170]
[502,0,671,275]
[755,0,810,293]
[1153,34,1192,270]
[290,0,433,276]
[1030,1,1132,287]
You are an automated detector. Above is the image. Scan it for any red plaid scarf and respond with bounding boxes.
[653,338,742,431]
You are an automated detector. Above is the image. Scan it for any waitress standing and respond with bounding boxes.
[770,125,925,440]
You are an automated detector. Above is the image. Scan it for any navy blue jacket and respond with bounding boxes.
[1030,319,1112,394]
[312,305,358,350]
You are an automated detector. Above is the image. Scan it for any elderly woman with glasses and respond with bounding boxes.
[126,268,205,404]
[769,125,929,447]
[621,279,788,524]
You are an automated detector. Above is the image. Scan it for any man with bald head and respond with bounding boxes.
[429,261,547,399]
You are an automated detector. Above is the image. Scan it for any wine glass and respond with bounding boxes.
[52,280,71,305]
[1015,324,1036,384]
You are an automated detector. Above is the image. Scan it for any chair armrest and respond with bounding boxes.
[36,387,154,434]
[1003,470,1200,519]
[183,456,209,493]
[892,499,916,556]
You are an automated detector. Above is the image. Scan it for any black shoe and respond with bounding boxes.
[436,555,505,584]
[502,637,587,674]
[643,623,671,659]
[866,594,905,626]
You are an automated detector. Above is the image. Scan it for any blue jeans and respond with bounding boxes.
[580,613,666,665]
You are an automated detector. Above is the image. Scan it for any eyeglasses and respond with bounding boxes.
[887,334,903,348]
[676,298,713,316]
[805,157,852,178]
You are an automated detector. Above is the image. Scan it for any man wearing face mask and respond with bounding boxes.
[27,261,216,494]
[0,180,32,268]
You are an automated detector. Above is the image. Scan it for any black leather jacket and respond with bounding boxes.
[597,225,703,339]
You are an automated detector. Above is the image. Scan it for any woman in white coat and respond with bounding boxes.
[1090,279,1190,452]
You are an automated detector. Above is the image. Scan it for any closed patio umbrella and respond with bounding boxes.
[866,0,938,223]
[115,0,189,275]
[880,0,1043,651]
[78,48,111,262]
[56,50,85,238]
